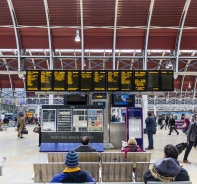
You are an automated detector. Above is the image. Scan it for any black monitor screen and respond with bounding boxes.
[111,94,135,107]
[64,94,88,105]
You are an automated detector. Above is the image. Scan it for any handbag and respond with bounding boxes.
[21,129,28,134]
[33,127,40,133]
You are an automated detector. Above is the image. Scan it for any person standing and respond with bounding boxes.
[18,113,26,138]
[165,115,169,129]
[3,116,9,130]
[145,112,155,150]
[183,121,197,164]
[168,116,179,135]
[182,117,190,135]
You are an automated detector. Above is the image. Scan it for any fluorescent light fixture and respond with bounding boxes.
[75,30,80,42]
[168,61,172,67]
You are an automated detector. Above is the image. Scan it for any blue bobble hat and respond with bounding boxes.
[65,150,79,168]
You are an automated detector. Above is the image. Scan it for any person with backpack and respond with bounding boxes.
[50,151,95,183]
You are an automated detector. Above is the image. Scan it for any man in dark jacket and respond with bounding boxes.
[50,150,95,183]
[183,121,197,164]
[168,115,179,135]
[143,144,190,184]
[145,112,155,150]
[74,136,97,152]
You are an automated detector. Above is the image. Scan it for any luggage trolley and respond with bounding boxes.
[0,157,6,176]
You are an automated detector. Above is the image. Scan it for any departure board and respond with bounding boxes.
[134,71,147,91]
[107,71,120,91]
[67,71,80,91]
[120,71,133,91]
[93,71,106,91]
[40,71,53,91]
[147,71,159,91]
[53,71,66,91]
[161,71,174,91]
[26,70,39,91]
[81,71,93,91]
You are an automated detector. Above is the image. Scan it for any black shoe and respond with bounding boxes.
[38,145,40,147]
[145,148,152,150]
[177,132,179,135]
[168,134,171,135]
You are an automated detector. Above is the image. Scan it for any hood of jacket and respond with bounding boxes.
[149,157,182,183]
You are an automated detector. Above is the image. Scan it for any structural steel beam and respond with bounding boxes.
[143,0,155,70]
[174,0,191,73]
[112,0,118,70]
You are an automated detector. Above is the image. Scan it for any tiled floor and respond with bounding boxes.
[0,125,196,183]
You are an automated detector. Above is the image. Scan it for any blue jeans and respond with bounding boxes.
[147,130,153,148]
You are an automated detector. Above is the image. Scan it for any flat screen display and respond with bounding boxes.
[40,70,53,91]
[147,71,159,91]
[107,71,120,91]
[161,71,174,91]
[67,71,80,91]
[53,71,66,91]
[111,94,135,107]
[26,70,39,91]
[93,71,106,91]
[134,71,147,91]
[80,71,93,91]
[120,71,133,91]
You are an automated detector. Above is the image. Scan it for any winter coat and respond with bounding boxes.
[74,145,96,152]
[18,117,26,134]
[50,167,95,183]
[184,118,190,130]
[145,116,155,132]
[187,122,197,142]
[143,157,190,184]
[121,144,143,153]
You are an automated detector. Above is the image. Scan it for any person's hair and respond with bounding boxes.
[148,112,152,116]
[127,137,137,145]
[81,136,90,145]
[164,144,179,159]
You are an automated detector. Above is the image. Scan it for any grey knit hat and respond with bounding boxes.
[65,150,79,168]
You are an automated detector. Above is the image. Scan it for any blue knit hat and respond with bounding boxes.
[65,150,79,168]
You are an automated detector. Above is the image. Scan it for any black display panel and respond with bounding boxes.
[53,71,66,91]
[80,71,93,91]
[147,71,160,91]
[134,71,147,91]
[40,70,53,91]
[26,70,39,91]
[111,94,135,107]
[67,71,80,91]
[107,71,120,91]
[93,71,106,91]
[64,94,88,105]
[161,71,174,91]
[120,70,133,91]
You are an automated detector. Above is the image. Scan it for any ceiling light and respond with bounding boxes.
[75,30,80,42]
[168,61,172,67]
[166,64,170,68]
[188,82,191,88]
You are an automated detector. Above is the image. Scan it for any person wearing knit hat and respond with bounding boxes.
[50,150,95,183]
[143,144,190,184]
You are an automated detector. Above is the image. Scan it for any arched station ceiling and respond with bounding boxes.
[0,0,197,99]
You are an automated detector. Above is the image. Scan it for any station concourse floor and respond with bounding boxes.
[0,125,197,184]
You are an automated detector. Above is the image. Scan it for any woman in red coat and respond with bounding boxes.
[121,137,143,153]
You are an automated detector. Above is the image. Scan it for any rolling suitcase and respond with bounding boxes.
[160,124,165,130]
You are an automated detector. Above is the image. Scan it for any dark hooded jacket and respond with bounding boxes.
[143,157,189,184]
[50,167,95,183]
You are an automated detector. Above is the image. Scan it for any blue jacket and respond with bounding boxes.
[145,116,155,131]
[50,167,95,183]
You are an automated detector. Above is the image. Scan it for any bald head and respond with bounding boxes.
[81,136,90,145]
